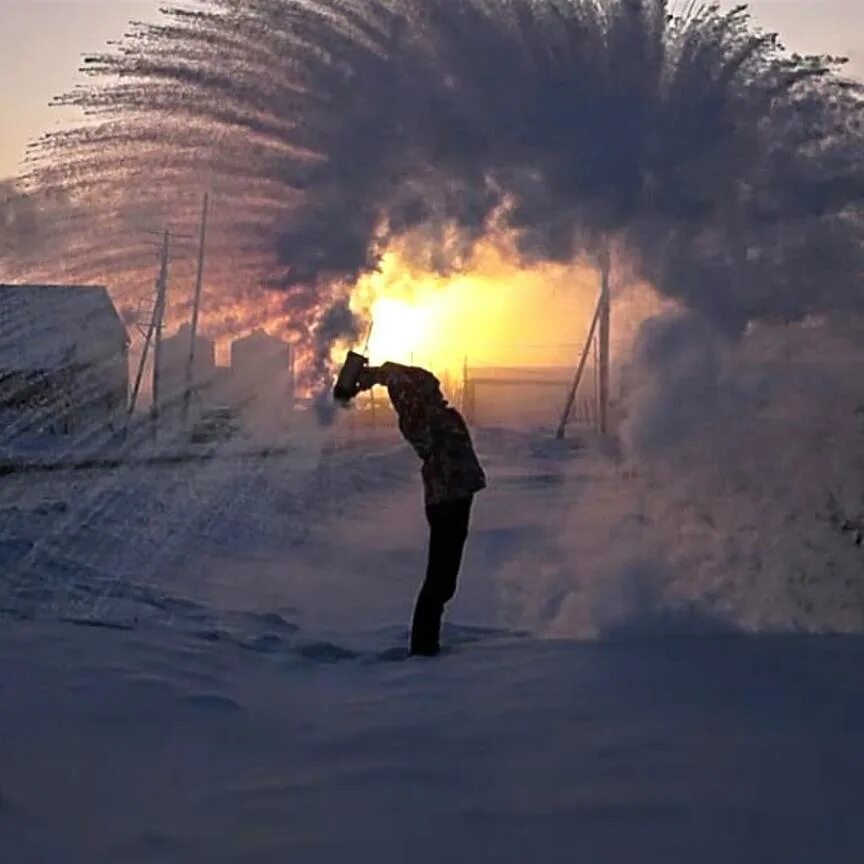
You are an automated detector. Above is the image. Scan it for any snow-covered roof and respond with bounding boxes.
[0,284,128,372]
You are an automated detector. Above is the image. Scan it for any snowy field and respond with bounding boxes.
[2,424,864,863]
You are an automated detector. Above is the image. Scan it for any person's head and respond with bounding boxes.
[413,367,447,411]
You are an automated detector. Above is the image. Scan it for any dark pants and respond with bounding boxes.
[411,496,473,656]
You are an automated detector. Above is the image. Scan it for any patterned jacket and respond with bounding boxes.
[376,362,486,506]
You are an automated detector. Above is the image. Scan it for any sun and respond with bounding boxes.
[366,297,431,367]
[348,237,632,380]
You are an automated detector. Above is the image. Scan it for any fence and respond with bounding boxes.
[461,364,600,429]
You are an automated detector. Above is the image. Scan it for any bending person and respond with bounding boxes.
[353,362,486,656]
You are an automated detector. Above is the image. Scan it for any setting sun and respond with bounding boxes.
[366,297,431,367]
[349,238,606,378]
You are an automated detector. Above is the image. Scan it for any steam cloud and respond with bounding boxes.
[312,298,362,423]
[8,0,864,372]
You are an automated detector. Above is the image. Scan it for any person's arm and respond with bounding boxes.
[359,363,435,460]
[356,362,408,391]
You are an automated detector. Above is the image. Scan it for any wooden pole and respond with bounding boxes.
[128,299,157,419]
[593,324,600,430]
[183,192,210,428]
[462,355,468,413]
[288,343,295,417]
[128,230,169,420]
[150,229,170,433]
[555,288,604,440]
[462,355,475,422]
[598,245,611,435]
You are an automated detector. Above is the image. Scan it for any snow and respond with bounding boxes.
[1,418,864,863]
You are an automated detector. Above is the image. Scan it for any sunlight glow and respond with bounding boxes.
[367,297,430,366]
[351,238,604,378]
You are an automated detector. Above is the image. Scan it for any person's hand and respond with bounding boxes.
[356,367,380,392]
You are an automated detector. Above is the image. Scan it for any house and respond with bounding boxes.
[0,284,129,438]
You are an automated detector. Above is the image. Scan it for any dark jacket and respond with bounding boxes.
[378,363,486,505]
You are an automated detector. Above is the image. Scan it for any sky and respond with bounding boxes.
[0,0,862,178]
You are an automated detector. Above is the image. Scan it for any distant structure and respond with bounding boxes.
[0,284,129,438]
[462,365,591,428]
[155,323,216,422]
[229,329,294,435]
[210,365,231,404]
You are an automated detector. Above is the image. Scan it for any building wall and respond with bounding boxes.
[71,346,129,432]
[0,284,129,438]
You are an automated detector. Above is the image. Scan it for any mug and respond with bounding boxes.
[333,350,368,402]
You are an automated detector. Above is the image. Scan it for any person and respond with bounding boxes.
[352,361,486,656]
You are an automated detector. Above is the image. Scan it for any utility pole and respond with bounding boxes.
[183,192,210,428]
[594,323,601,427]
[150,229,171,434]
[461,355,472,422]
[597,244,611,435]
[128,229,170,423]
[128,301,156,420]
[556,288,604,440]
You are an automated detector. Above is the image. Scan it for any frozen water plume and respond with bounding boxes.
[3,0,859,378]
[497,312,864,641]
[1,0,863,633]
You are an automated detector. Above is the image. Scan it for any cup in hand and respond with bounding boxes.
[333,350,369,402]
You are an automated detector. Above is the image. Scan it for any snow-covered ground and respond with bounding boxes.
[2,422,864,862]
